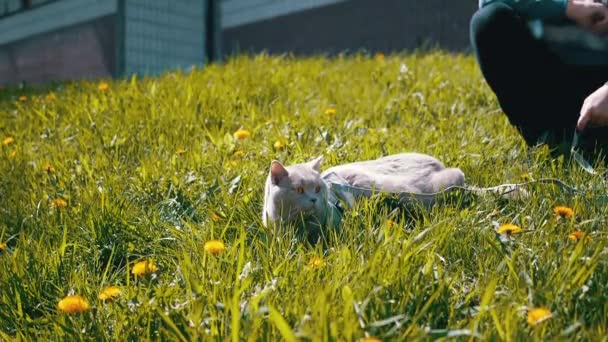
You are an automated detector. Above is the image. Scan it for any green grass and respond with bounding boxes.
[1,52,607,340]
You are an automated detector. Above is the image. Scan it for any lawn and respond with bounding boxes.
[0,52,607,340]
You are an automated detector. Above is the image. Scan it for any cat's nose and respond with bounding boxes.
[310,198,317,203]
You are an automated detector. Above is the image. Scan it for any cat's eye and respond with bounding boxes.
[296,186,305,194]
[315,185,321,193]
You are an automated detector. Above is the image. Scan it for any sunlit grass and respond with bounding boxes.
[0,52,607,340]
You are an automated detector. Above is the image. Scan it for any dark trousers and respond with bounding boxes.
[470,3,608,154]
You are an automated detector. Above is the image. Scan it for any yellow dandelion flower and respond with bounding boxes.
[204,240,226,255]
[51,198,68,209]
[324,108,337,116]
[362,338,382,342]
[3,137,15,146]
[233,150,245,158]
[98,286,121,301]
[568,231,584,241]
[273,140,286,150]
[175,148,187,156]
[131,260,158,276]
[227,160,238,168]
[554,206,574,219]
[0,242,6,251]
[496,223,522,235]
[568,230,592,242]
[375,52,385,61]
[306,256,325,270]
[43,163,56,174]
[386,219,395,229]
[98,82,109,91]
[45,93,57,102]
[58,295,90,314]
[527,307,552,326]
[18,95,27,102]
[233,129,251,140]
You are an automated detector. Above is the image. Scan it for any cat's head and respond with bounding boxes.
[264,156,329,227]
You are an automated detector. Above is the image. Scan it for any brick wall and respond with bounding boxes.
[0,15,115,84]
[0,0,117,84]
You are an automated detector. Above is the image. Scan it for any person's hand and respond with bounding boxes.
[577,84,608,131]
[566,0,608,34]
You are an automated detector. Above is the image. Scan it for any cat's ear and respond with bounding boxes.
[270,160,289,185]
[309,156,323,172]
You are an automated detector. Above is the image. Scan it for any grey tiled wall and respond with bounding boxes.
[124,0,206,76]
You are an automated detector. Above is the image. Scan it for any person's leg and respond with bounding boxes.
[469,2,608,151]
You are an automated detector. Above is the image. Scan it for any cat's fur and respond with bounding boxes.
[262,153,464,234]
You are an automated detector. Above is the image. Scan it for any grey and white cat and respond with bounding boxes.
[262,153,465,235]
